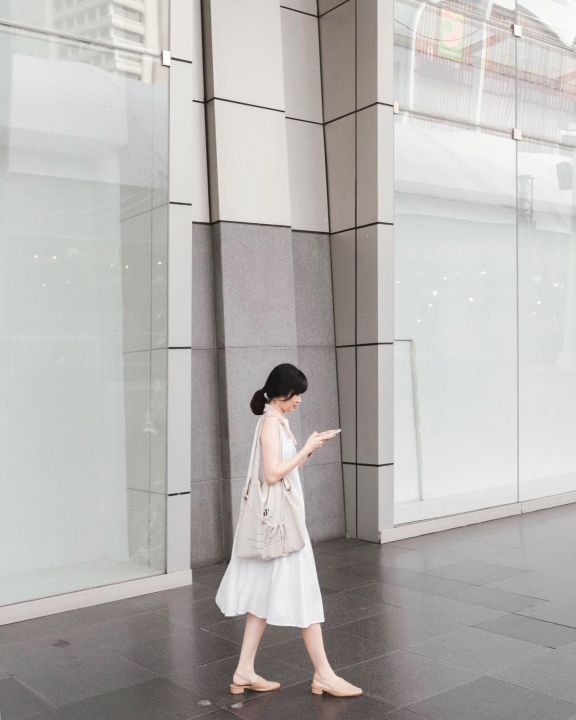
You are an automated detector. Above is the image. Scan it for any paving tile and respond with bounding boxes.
[421,559,527,585]
[348,582,508,625]
[310,537,372,554]
[362,568,546,612]
[154,597,235,629]
[313,551,368,571]
[339,604,470,651]
[484,570,576,602]
[201,616,302,647]
[332,649,479,707]
[516,601,576,629]
[0,614,85,648]
[193,562,228,577]
[560,639,576,655]
[390,535,504,561]
[0,676,52,719]
[488,648,576,704]
[220,678,395,720]
[474,612,576,648]
[57,600,151,629]
[316,567,380,593]
[0,631,156,707]
[192,573,227,590]
[407,625,552,673]
[320,590,391,628]
[377,711,431,720]
[21,712,65,720]
[406,675,576,720]
[74,611,187,651]
[118,628,239,676]
[326,543,398,565]
[129,584,216,611]
[187,711,241,720]
[253,627,393,674]
[165,653,308,708]
[338,561,424,587]
[483,547,576,575]
[373,547,463,573]
[57,677,216,720]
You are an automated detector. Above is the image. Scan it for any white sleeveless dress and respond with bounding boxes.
[214,405,325,628]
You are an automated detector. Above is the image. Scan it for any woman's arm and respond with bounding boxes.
[260,416,310,485]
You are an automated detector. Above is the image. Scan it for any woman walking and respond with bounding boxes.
[215,363,363,698]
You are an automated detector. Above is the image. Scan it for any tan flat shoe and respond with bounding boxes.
[229,672,281,694]
[310,674,363,697]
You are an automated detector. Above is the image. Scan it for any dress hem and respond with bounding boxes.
[218,607,324,628]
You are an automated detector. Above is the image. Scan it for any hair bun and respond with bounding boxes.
[250,389,267,415]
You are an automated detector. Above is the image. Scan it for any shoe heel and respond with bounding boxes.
[229,683,246,694]
[310,684,324,695]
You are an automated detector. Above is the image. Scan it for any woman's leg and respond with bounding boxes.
[233,612,267,682]
[301,623,339,682]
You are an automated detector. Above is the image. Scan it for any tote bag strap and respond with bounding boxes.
[243,415,291,500]
[243,415,265,500]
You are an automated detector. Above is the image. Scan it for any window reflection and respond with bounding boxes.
[394,0,576,523]
[0,0,167,57]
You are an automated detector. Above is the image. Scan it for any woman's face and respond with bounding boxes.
[276,394,301,413]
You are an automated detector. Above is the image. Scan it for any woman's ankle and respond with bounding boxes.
[313,667,337,681]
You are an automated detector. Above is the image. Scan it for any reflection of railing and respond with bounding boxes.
[396,338,423,501]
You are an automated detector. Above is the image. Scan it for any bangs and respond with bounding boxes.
[286,374,308,398]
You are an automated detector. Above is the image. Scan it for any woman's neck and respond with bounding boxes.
[264,402,284,418]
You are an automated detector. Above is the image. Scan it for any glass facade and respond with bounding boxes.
[394,0,576,522]
[0,3,169,605]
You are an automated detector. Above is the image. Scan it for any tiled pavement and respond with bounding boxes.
[2,504,576,719]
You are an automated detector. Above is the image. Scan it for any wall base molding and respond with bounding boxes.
[0,570,192,626]
[379,491,576,543]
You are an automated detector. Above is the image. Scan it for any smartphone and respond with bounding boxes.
[323,429,341,434]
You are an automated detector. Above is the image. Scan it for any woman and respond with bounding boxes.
[215,363,363,698]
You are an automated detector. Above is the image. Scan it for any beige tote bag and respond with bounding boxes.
[235,414,307,560]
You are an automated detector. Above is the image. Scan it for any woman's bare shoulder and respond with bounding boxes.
[259,415,281,440]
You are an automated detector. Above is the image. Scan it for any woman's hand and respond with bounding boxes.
[304,429,340,456]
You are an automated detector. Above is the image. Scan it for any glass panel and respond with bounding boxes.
[0,0,168,55]
[0,24,168,605]
[518,140,576,501]
[517,0,576,49]
[394,0,515,131]
[394,115,518,523]
[517,34,576,147]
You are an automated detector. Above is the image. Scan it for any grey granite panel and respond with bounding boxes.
[222,477,245,551]
[191,349,221,481]
[296,345,341,465]
[300,461,346,541]
[212,222,297,348]
[218,346,300,479]
[192,222,217,349]
[292,231,334,346]
[190,480,225,568]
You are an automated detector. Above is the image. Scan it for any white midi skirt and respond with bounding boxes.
[215,422,325,628]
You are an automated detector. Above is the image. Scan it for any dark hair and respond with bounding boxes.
[250,363,308,415]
